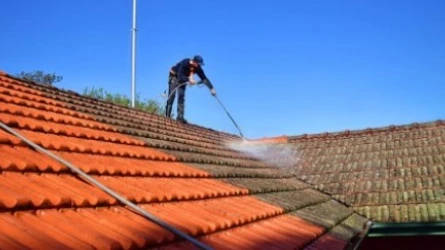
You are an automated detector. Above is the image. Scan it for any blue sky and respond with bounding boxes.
[1,0,444,139]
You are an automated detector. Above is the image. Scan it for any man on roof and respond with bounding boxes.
[165,55,217,124]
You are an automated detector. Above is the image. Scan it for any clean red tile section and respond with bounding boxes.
[249,136,289,144]
[0,72,334,249]
[163,214,326,250]
[0,129,21,145]
[0,92,117,132]
[0,110,144,145]
[58,152,209,177]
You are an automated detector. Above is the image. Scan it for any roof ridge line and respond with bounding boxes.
[247,135,289,143]
[288,120,445,141]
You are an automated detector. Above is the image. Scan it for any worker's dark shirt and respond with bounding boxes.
[171,58,214,89]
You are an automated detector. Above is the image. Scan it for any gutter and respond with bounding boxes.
[367,221,445,237]
[348,220,445,250]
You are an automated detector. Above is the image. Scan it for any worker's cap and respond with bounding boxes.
[193,55,205,66]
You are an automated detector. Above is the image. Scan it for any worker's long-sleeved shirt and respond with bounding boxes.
[171,58,214,89]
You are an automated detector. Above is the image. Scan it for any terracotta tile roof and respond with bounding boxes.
[260,121,445,223]
[0,71,367,249]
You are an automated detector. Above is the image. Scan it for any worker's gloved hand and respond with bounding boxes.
[210,88,217,96]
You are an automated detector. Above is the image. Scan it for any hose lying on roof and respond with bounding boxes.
[0,122,213,250]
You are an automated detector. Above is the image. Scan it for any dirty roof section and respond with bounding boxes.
[0,72,367,250]
[264,122,445,223]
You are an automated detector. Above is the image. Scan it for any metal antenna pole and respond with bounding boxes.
[131,0,137,108]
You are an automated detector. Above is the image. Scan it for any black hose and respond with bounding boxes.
[147,82,189,116]
[164,82,189,104]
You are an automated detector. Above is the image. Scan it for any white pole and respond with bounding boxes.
[131,0,137,108]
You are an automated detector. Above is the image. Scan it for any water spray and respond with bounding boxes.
[161,81,299,169]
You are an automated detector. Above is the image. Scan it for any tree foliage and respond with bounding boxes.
[15,70,63,86]
[82,87,165,115]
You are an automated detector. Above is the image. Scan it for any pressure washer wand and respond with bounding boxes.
[214,95,245,139]
[162,82,246,140]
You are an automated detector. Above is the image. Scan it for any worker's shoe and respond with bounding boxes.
[176,117,188,124]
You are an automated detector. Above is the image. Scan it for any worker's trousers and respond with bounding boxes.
[166,74,186,119]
